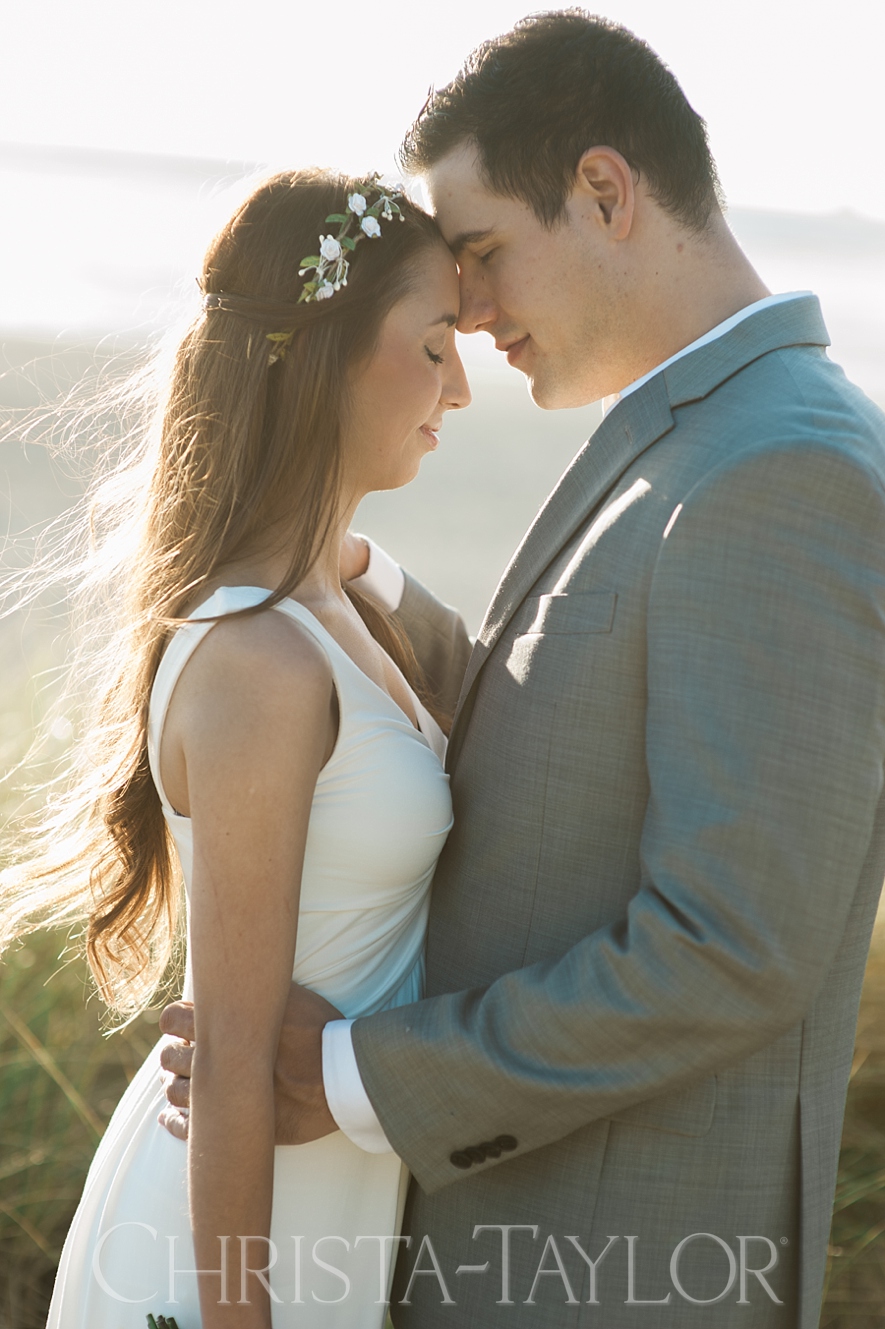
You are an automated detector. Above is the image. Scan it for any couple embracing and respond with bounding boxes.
[7,11,885,1329]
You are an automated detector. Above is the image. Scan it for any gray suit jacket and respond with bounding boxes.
[352,296,885,1327]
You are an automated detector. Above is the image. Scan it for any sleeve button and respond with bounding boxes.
[450,1151,474,1169]
[495,1134,518,1151]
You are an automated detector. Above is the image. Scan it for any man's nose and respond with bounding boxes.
[456,272,495,336]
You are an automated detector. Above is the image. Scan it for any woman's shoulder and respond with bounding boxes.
[159,603,335,765]
[179,605,332,706]
[151,599,337,820]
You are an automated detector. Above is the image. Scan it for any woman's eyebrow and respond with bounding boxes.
[430,314,458,328]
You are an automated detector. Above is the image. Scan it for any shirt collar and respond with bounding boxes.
[601,291,814,417]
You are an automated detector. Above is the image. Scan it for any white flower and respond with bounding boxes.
[361,216,382,238]
[347,193,367,216]
[315,282,335,300]
[319,235,342,262]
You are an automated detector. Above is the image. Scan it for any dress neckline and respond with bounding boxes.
[188,585,429,741]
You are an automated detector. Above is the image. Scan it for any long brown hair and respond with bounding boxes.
[0,169,446,1018]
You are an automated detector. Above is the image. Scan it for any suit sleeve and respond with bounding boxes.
[350,441,885,1194]
[394,571,473,720]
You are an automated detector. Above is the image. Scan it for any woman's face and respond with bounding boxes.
[343,243,471,493]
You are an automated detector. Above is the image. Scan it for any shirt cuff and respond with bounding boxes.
[322,1018,395,1154]
[349,534,405,614]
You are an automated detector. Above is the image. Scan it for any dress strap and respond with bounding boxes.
[146,586,281,815]
[273,598,444,758]
[146,585,444,814]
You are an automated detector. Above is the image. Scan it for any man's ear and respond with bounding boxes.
[573,147,635,239]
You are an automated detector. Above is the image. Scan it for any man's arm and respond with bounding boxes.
[349,441,885,1193]
[347,532,473,717]
[326,535,472,1147]
[394,571,473,718]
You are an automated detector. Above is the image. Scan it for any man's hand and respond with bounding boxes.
[339,531,370,583]
[158,983,345,1145]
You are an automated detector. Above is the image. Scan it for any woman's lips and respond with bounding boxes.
[420,425,439,449]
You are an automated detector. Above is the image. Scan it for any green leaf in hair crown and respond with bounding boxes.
[146,1314,181,1328]
[293,175,405,305]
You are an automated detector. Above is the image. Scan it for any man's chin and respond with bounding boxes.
[526,371,598,412]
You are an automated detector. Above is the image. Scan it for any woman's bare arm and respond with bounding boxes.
[162,611,335,1329]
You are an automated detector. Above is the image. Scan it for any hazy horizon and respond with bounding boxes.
[2,140,885,634]
[2,140,885,398]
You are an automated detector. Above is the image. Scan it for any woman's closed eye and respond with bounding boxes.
[425,346,445,365]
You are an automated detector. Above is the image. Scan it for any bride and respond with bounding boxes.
[1,167,470,1326]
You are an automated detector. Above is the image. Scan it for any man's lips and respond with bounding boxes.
[497,335,529,365]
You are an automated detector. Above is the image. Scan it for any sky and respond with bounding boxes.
[3,0,884,220]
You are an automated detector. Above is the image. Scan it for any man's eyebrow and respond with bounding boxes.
[448,227,495,255]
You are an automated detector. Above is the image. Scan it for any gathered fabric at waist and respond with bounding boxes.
[181,882,429,1021]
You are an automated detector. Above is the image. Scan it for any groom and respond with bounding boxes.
[160,12,885,1326]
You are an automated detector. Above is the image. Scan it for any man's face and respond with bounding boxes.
[426,142,623,409]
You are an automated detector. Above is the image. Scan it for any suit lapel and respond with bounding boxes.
[453,374,674,717]
[447,294,832,764]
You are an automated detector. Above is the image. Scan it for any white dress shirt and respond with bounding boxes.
[323,291,812,1155]
[347,534,406,614]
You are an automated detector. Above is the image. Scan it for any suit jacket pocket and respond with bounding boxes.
[517,590,618,636]
[607,1075,717,1138]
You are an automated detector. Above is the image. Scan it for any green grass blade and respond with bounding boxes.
[0,999,103,1139]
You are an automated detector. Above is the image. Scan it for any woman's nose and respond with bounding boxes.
[443,344,472,411]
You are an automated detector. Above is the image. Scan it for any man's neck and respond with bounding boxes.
[602,291,810,416]
[610,210,770,395]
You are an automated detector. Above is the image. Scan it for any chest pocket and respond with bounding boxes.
[516,590,618,637]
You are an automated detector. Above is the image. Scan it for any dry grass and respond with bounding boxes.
[820,911,885,1326]
[0,932,159,1327]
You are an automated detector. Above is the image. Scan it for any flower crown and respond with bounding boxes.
[201,177,406,365]
[296,175,405,304]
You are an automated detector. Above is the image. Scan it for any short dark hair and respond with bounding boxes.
[400,10,723,232]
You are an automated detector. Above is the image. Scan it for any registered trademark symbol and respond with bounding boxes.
[780,1237,789,1245]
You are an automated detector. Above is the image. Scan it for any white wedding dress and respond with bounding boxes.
[46,586,452,1328]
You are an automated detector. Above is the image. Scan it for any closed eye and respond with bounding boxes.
[425,347,444,365]
[477,248,496,266]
